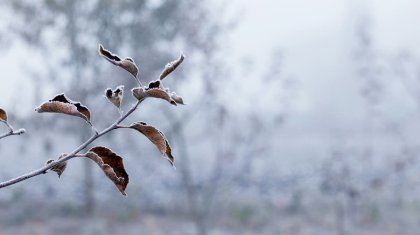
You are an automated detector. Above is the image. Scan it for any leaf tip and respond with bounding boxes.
[98,44,104,55]
[170,100,178,106]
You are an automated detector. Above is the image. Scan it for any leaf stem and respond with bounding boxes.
[0,99,142,189]
[134,74,143,87]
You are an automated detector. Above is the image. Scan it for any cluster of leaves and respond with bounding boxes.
[16,45,184,195]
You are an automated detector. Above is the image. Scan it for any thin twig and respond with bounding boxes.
[134,76,142,87]
[0,130,25,140]
[0,121,25,140]
[0,99,142,189]
[2,120,13,131]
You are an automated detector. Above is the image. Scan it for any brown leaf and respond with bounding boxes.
[46,154,68,178]
[84,146,129,196]
[147,88,177,106]
[35,94,91,122]
[105,85,124,109]
[0,108,7,122]
[132,87,177,106]
[98,44,122,61]
[99,44,139,78]
[148,80,161,89]
[127,122,174,166]
[164,139,175,166]
[159,53,185,80]
[128,122,167,154]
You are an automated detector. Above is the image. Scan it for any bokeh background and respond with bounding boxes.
[0,0,419,234]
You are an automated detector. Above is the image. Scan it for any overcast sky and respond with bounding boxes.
[225,0,420,134]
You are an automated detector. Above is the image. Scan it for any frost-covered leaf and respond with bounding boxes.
[98,44,139,78]
[146,88,177,106]
[148,80,161,89]
[105,85,124,109]
[170,92,185,105]
[46,154,68,178]
[84,146,129,196]
[0,108,7,122]
[128,122,167,154]
[126,122,174,166]
[132,87,177,105]
[159,53,184,80]
[35,94,91,122]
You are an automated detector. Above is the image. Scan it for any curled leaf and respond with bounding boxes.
[131,87,146,100]
[46,154,68,178]
[84,146,129,196]
[126,122,174,166]
[165,140,175,166]
[99,44,139,78]
[147,89,177,106]
[35,94,91,122]
[105,85,124,109]
[148,80,161,89]
[128,122,167,154]
[0,108,7,122]
[132,87,177,106]
[159,53,185,80]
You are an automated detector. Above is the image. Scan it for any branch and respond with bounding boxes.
[0,99,142,189]
[0,121,26,140]
[0,129,25,140]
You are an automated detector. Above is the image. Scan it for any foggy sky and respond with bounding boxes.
[1,0,420,136]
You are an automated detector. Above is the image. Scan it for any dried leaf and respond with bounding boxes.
[35,94,91,122]
[148,80,161,89]
[127,122,174,166]
[98,44,122,61]
[0,108,7,122]
[105,85,124,109]
[132,87,177,106]
[131,87,146,100]
[147,88,177,106]
[165,140,175,166]
[46,154,67,178]
[159,53,185,80]
[128,122,167,154]
[170,92,185,105]
[84,146,129,196]
[99,44,139,78]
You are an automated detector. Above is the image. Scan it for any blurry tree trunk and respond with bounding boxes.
[80,129,95,215]
[166,98,231,235]
[67,0,95,214]
[335,197,346,235]
[347,195,357,231]
[75,86,95,216]
[172,121,209,235]
[83,159,95,215]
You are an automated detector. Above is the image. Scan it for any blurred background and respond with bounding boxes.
[0,0,419,234]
